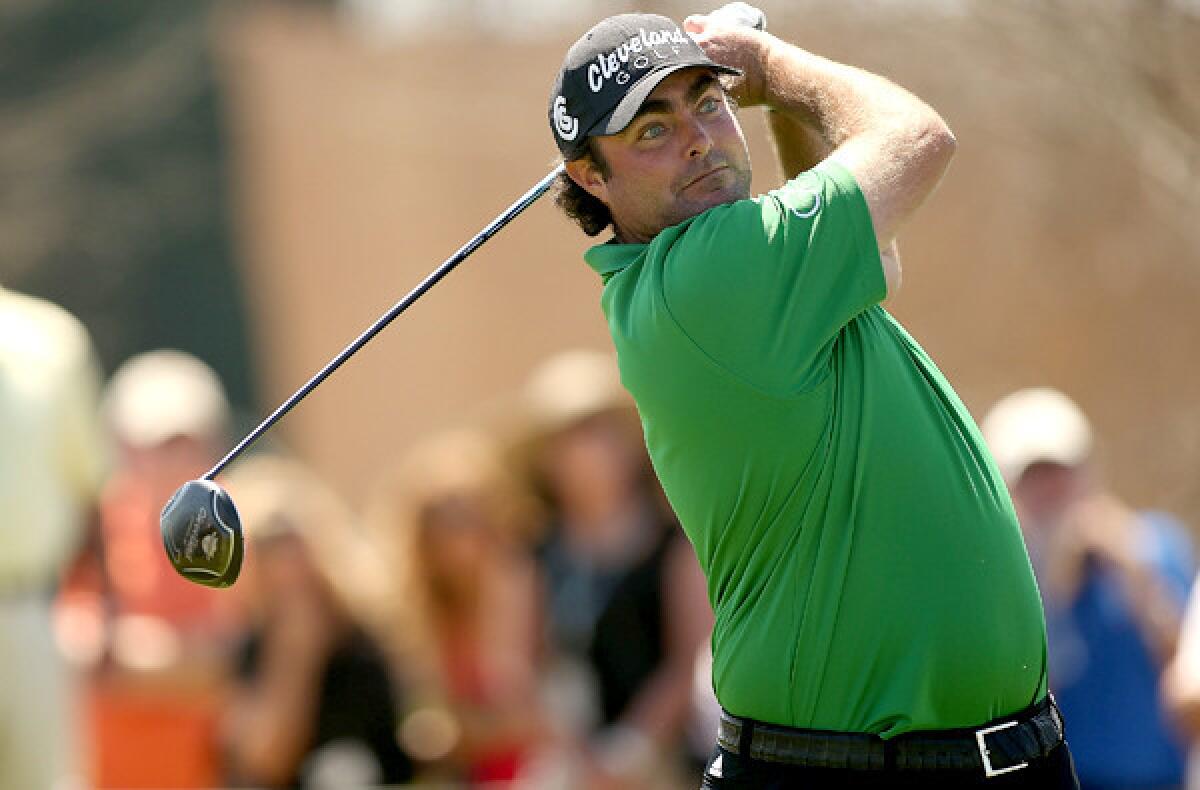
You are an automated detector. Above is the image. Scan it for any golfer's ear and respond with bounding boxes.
[565,156,608,203]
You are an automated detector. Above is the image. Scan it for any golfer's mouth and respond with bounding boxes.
[682,165,729,191]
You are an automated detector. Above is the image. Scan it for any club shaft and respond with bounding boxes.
[204,164,566,481]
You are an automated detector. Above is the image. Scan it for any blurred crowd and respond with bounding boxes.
[5,280,1200,790]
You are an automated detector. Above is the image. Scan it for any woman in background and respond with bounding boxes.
[220,455,412,789]
[368,430,553,786]
[520,349,715,790]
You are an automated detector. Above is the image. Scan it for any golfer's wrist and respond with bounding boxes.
[732,29,775,107]
[759,35,818,114]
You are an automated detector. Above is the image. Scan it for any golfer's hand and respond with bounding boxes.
[683,12,771,107]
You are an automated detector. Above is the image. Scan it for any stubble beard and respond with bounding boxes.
[668,162,752,226]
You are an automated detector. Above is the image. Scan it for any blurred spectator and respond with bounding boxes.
[983,387,1192,790]
[367,429,551,786]
[1158,568,1200,790]
[221,454,412,789]
[0,284,107,790]
[57,349,237,788]
[96,350,234,636]
[1164,580,1200,790]
[521,349,714,789]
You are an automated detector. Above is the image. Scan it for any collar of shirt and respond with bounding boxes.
[584,239,646,279]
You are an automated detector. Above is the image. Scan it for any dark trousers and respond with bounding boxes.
[700,741,1080,789]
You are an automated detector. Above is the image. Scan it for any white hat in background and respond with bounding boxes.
[103,349,230,448]
[524,348,634,437]
[981,387,1093,483]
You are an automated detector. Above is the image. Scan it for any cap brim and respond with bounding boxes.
[598,61,742,138]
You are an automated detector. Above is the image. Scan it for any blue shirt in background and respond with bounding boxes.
[1047,511,1192,789]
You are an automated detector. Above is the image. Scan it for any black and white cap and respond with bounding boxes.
[548,13,740,159]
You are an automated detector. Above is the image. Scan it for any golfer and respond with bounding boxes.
[547,10,1079,788]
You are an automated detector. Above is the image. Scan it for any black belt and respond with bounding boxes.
[717,696,1064,778]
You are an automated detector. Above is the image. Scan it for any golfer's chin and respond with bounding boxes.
[618,173,751,242]
[681,168,744,213]
[674,177,749,222]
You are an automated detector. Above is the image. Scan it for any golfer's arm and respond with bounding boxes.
[756,34,955,253]
[765,106,827,181]
[766,107,902,292]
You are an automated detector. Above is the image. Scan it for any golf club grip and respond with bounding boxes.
[203,164,566,481]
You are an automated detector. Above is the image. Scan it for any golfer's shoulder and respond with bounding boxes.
[765,160,866,222]
[659,195,769,266]
[673,162,864,252]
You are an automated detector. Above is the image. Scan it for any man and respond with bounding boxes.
[546,9,1078,788]
[61,350,239,788]
[984,388,1191,790]
[1,283,108,790]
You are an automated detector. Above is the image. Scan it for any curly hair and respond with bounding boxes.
[553,138,613,237]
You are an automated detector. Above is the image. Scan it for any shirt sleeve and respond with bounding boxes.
[661,160,886,394]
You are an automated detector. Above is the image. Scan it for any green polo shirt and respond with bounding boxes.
[584,161,1047,736]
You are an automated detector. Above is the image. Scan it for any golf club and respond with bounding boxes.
[160,2,766,589]
[160,164,564,588]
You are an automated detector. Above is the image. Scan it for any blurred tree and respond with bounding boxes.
[924,0,1200,519]
[0,0,255,410]
[957,0,1200,243]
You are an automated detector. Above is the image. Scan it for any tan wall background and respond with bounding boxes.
[215,2,1200,525]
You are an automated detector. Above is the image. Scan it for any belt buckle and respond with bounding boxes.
[975,719,1028,778]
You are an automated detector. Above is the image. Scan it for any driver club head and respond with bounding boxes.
[160,479,244,588]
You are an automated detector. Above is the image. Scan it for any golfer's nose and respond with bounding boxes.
[685,117,713,159]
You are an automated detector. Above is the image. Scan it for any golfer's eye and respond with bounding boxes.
[698,96,720,113]
[638,122,666,141]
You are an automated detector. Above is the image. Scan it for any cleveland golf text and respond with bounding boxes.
[588,27,689,92]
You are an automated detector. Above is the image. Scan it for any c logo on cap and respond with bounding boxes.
[554,96,579,141]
